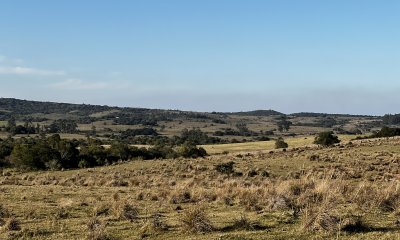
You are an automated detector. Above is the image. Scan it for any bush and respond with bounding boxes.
[113,201,139,221]
[275,137,288,149]
[177,143,207,158]
[314,132,340,147]
[4,217,21,231]
[86,217,115,240]
[180,206,213,233]
[215,161,235,175]
[121,203,139,221]
[229,214,264,231]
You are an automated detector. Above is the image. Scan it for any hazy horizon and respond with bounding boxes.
[1,1,400,115]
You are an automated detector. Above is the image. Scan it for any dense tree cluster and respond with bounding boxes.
[2,118,80,135]
[214,123,259,137]
[0,134,208,171]
[294,117,351,129]
[371,126,400,138]
[316,117,337,128]
[5,118,38,135]
[382,114,400,125]
[355,127,400,140]
[177,128,221,145]
[118,128,159,141]
[47,119,78,133]
[113,114,158,126]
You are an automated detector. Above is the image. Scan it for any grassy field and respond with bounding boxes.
[1,137,400,239]
[202,134,359,154]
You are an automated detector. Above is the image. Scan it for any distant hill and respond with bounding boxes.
[229,110,283,116]
[0,98,285,119]
[290,112,375,118]
[0,98,114,115]
[0,97,386,143]
[0,98,215,124]
[0,98,380,118]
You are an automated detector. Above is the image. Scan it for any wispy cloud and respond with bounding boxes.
[0,66,65,76]
[50,78,110,90]
[0,54,24,65]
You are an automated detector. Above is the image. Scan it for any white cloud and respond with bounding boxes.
[51,78,110,90]
[0,66,65,76]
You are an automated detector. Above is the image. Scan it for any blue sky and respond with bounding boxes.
[0,0,399,115]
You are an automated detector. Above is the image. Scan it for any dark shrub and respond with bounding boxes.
[275,137,288,149]
[314,131,340,146]
[215,161,235,175]
[177,143,207,158]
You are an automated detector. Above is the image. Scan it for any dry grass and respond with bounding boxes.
[1,137,400,239]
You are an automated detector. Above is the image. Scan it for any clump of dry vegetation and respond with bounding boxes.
[86,217,114,240]
[180,206,214,233]
[112,201,139,221]
[228,214,265,231]
[3,217,21,231]
[139,212,169,238]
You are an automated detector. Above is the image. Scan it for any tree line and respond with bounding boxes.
[0,134,207,170]
[2,118,79,135]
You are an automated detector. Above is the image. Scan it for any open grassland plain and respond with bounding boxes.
[2,137,400,239]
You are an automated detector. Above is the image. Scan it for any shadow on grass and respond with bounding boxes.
[342,221,397,234]
[219,223,269,232]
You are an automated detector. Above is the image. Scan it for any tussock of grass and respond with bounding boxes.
[180,206,214,233]
[226,214,266,231]
[112,201,139,221]
[86,217,116,240]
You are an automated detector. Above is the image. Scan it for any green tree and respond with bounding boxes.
[91,125,97,136]
[276,116,292,132]
[57,140,80,169]
[48,119,78,133]
[6,117,16,135]
[0,139,13,167]
[79,144,107,167]
[109,142,131,161]
[10,144,35,169]
[314,131,340,146]
[10,143,58,170]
